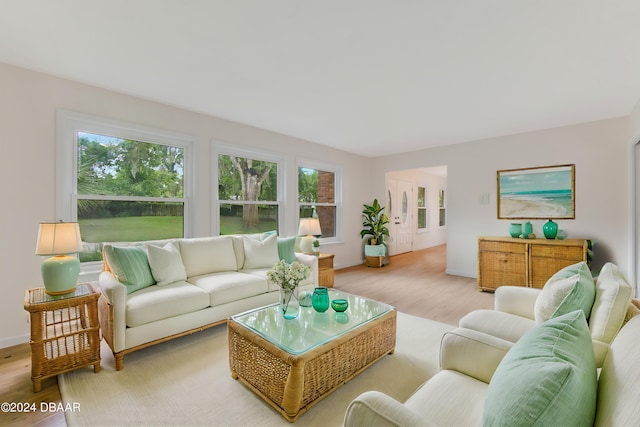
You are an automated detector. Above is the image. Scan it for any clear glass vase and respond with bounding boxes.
[280,287,300,319]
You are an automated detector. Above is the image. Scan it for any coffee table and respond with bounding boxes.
[227,290,396,422]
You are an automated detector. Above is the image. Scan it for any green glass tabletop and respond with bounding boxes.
[231,290,393,355]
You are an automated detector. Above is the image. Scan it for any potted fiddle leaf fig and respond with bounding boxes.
[360,199,390,264]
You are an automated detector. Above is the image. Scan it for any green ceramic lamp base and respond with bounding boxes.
[41,255,80,295]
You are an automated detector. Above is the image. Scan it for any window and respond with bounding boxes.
[417,186,428,230]
[298,161,341,240]
[215,147,281,235]
[439,189,446,227]
[57,110,193,265]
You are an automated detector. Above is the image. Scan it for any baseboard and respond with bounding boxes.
[0,333,29,349]
[445,269,476,279]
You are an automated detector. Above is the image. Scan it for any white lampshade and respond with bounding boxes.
[35,222,83,255]
[298,218,321,254]
[298,218,322,236]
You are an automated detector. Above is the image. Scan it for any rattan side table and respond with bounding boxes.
[317,253,335,287]
[23,283,101,392]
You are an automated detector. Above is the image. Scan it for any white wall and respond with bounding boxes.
[1,59,636,347]
[0,62,373,347]
[373,118,631,279]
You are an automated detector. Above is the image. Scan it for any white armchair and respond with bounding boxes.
[345,312,640,427]
[344,328,513,427]
[459,262,633,367]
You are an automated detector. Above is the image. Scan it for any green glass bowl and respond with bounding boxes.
[331,298,349,312]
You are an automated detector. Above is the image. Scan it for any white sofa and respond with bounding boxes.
[97,233,318,370]
[344,310,640,426]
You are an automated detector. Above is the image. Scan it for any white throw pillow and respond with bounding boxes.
[242,234,279,269]
[590,262,633,343]
[535,274,581,322]
[178,236,238,276]
[146,242,187,286]
[534,262,596,323]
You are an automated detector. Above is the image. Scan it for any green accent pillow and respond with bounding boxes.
[483,310,597,427]
[277,236,297,264]
[104,245,155,294]
[534,261,595,322]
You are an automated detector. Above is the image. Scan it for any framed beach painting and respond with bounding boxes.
[497,164,575,219]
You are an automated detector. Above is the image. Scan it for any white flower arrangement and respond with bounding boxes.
[267,259,311,291]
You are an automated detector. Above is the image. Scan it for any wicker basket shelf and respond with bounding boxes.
[24,283,101,392]
[365,255,384,268]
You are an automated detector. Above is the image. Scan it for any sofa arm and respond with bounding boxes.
[494,286,540,319]
[440,328,513,384]
[98,271,127,353]
[295,252,319,286]
[344,391,434,427]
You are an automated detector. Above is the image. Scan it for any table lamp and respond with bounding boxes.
[298,218,321,254]
[35,222,83,295]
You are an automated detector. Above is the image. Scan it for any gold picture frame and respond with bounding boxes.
[497,164,575,219]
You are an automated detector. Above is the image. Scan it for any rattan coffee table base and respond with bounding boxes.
[228,309,396,422]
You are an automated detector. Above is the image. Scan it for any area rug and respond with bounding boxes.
[59,312,454,427]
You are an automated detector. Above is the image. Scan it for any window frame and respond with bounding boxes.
[212,143,285,235]
[56,110,195,272]
[296,158,342,244]
[417,185,429,232]
[439,188,446,228]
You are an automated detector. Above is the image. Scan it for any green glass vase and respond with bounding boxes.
[543,220,558,239]
[312,287,330,312]
[509,223,522,238]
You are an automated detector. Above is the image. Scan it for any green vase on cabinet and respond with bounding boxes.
[509,223,522,238]
[543,220,558,239]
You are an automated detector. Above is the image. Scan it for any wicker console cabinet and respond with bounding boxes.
[477,236,590,292]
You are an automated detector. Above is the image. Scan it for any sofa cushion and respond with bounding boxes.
[277,236,297,264]
[146,242,187,286]
[405,370,488,426]
[458,309,536,343]
[188,272,267,307]
[483,310,597,427]
[534,261,595,322]
[125,281,210,327]
[594,315,640,426]
[230,233,263,270]
[590,262,633,344]
[242,234,279,269]
[178,236,237,277]
[103,244,155,294]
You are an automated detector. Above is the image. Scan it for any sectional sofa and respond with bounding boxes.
[97,233,318,370]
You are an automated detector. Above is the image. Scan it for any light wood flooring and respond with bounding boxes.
[0,244,493,426]
[334,245,494,325]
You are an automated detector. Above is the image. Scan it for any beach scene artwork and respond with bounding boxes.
[498,165,574,219]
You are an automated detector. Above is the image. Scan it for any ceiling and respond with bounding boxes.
[1,1,640,157]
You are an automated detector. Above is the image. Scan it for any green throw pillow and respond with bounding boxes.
[277,236,297,264]
[534,261,596,322]
[483,310,597,427]
[104,245,155,294]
